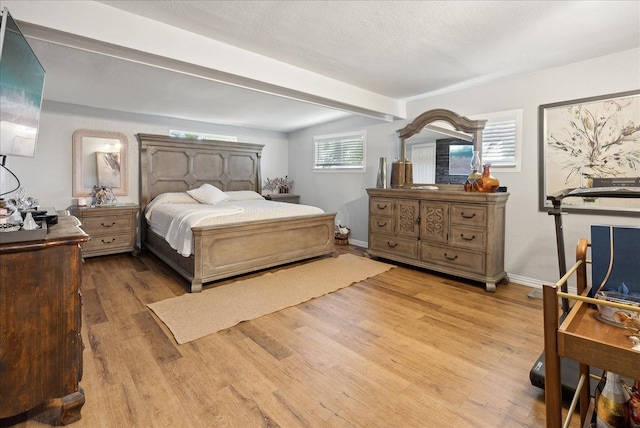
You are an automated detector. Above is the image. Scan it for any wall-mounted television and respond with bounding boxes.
[0,7,45,158]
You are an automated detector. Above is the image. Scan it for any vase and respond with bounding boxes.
[376,157,387,188]
[473,164,500,193]
[596,371,630,427]
[629,380,640,427]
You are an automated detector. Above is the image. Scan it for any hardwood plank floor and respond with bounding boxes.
[2,245,580,427]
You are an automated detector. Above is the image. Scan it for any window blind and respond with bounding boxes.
[314,131,365,170]
[482,119,517,167]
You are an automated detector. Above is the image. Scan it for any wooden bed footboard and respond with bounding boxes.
[144,213,336,292]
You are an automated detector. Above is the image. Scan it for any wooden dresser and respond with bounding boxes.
[70,203,139,257]
[0,215,89,424]
[367,187,509,291]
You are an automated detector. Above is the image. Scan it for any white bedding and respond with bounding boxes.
[145,191,325,256]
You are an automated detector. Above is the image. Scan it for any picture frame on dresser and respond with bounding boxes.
[538,90,640,215]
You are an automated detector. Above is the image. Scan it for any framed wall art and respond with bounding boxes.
[539,90,640,215]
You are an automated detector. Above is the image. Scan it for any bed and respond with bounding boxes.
[137,133,336,292]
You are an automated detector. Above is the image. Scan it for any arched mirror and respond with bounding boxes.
[72,129,129,197]
[396,109,486,188]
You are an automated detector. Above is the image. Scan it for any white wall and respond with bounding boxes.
[1,102,290,209]
[289,48,640,287]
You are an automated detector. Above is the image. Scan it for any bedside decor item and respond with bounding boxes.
[92,185,115,205]
[263,176,294,194]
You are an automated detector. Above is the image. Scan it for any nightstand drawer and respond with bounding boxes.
[81,215,133,235]
[83,233,134,253]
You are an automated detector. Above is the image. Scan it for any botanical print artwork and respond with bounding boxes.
[96,151,121,188]
[544,93,640,193]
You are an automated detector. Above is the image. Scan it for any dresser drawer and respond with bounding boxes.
[83,232,134,253]
[81,215,133,235]
[450,226,487,250]
[420,242,485,274]
[370,233,418,259]
[369,215,393,234]
[451,204,487,227]
[370,198,393,216]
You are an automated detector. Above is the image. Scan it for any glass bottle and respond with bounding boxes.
[464,151,482,192]
[596,371,630,427]
[472,164,500,193]
[630,380,640,427]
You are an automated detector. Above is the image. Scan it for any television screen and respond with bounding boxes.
[0,7,45,158]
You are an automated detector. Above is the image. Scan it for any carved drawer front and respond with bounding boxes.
[370,198,393,216]
[420,242,485,274]
[83,232,134,253]
[370,234,418,259]
[82,215,133,236]
[370,215,393,234]
[451,204,486,227]
[450,226,487,251]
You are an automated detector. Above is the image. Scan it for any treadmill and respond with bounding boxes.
[529,187,640,399]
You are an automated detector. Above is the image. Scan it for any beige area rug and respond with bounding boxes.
[147,254,395,344]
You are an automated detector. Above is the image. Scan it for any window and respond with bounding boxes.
[313,131,366,171]
[471,109,522,171]
[169,130,238,142]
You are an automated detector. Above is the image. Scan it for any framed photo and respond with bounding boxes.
[539,90,640,214]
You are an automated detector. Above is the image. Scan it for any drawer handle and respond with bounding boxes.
[376,221,387,227]
[377,204,388,209]
[386,241,398,248]
[460,212,476,219]
[101,222,116,228]
[444,252,458,261]
[101,238,116,244]
[460,234,476,241]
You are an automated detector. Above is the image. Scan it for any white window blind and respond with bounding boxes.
[482,119,517,167]
[471,109,522,171]
[314,131,365,170]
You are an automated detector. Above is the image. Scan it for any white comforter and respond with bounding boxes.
[145,192,325,256]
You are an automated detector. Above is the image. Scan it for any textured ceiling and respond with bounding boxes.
[10,1,640,132]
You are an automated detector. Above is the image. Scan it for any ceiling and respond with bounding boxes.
[8,1,640,133]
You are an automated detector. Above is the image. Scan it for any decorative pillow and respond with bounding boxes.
[187,183,230,205]
[224,191,265,201]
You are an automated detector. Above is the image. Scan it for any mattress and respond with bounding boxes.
[145,191,325,256]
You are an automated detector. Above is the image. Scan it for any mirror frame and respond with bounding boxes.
[396,109,487,188]
[72,129,129,197]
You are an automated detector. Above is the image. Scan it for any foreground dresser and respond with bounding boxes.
[367,187,509,291]
[0,215,89,424]
[70,203,139,257]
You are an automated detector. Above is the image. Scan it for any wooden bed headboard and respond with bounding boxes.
[137,134,264,208]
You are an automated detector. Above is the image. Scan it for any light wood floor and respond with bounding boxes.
[4,245,581,427]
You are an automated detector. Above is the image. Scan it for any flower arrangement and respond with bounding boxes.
[92,185,115,205]
[263,176,293,194]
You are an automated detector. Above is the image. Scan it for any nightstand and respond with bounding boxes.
[264,193,300,204]
[70,203,139,257]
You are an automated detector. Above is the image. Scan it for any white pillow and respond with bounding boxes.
[144,192,198,220]
[187,184,230,205]
[224,191,265,201]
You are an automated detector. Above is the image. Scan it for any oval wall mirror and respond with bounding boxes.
[72,129,129,197]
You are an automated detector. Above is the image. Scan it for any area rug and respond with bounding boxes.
[147,253,395,344]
